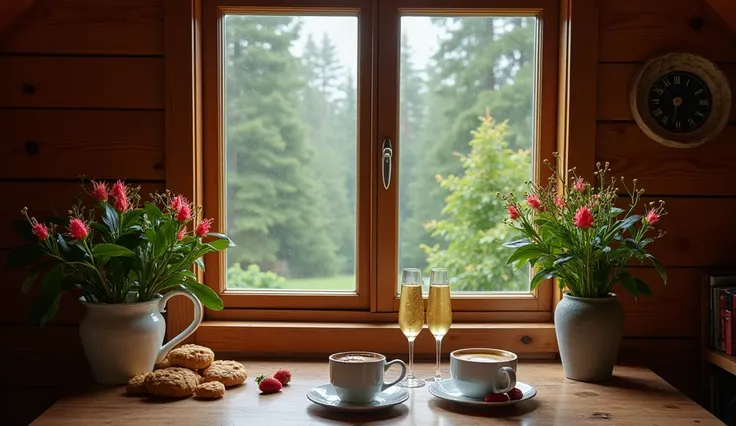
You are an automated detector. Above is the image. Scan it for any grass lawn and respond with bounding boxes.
[281,274,355,291]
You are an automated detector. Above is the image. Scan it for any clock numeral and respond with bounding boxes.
[694,111,705,118]
[699,99,709,106]
[673,75,681,85]
[651,98,660,105]
[660,116,669,125]
[662,78,671,87]
[653,87,665,96]
[652,108,663,117]
[688,118,696,127]
[675,121,681,130]
[694,88,704,96]
[686,79,691,86]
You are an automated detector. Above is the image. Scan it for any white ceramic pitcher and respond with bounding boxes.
[78,290,203,385]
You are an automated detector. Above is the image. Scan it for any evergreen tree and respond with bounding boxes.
[224,15,337,277]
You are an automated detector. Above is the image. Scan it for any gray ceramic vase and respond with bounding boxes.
[554,293,624,382]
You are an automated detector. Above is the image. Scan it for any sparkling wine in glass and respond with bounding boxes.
[397,268,425,388]
[425,268,451,382]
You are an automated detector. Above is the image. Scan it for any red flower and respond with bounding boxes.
[111,180,127,200]
[170,194,185,212]
[68,218,89,240]
[573,207,594,229]
[177,226,186,241]
[195,218,213,237]
[554,196,566,209]
[574,177,585,192]
[177,203,192,222]
[645,209,660,225]
[507,204,520,220]
[114,196,129,212]
[92,181,108,202]
[30,218,49,241]
[526,195,542,211]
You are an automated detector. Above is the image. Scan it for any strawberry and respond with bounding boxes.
[507,387,523,401]
[256,375,282,394]
[273,369,292,386]
[484,393,510,402]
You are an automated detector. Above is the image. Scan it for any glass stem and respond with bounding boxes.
[407,337,416,378]
[435,337,442,378]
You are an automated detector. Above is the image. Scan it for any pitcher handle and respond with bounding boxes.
[497,366,517,394]
[381,359,407,390]
[155,290,203,364]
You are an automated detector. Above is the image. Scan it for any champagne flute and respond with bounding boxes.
[425,268,451,382]
[397,268,425,388]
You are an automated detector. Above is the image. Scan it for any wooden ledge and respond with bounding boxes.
[195,321,558,358]
[706,348,736,376]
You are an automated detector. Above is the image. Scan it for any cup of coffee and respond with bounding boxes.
[329,351,407,403]
[450,348,517,398]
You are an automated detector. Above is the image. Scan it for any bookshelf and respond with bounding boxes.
[707,349,736,377]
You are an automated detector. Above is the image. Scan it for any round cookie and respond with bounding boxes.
[126,373,149,396]
[167,344,215,370]
[202,360,247,387]
[195,381,225,399]
[154,358,171,370]
[144,367,199,398]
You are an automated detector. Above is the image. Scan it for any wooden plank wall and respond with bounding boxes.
[0,1,165,424]
[599,0,736,402]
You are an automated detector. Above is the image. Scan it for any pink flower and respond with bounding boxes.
[177,226,186,241]
[526,195,542,211]
[645,209,660,225]
[170,195,185,212]
[114,195,129,212]
[195,218,213,237]
[177,203,192,222]
[507,205,520,220]
[554,196,566,209]
[68,218,89,240]
[30,218,49,241]
[573,207,594,229]
[574,177,585,192]
[111,180,127,200]
[92,181,108,202]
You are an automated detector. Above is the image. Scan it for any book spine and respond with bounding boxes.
[721,289,726,352]
[727,291,733,355]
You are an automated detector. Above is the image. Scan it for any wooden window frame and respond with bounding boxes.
[164,0,599,355]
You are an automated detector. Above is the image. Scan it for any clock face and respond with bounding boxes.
[648,71,712,133]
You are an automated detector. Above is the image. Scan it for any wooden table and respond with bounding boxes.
[32,361,720,425]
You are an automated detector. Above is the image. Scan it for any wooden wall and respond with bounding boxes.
[599,0,736,401]
[0,1,165,424]
[0,0,731,422]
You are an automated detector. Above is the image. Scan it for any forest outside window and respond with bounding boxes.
[202,0,558,316]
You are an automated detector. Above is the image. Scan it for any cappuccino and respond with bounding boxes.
[335,353,382,363]
[456,353,508,363]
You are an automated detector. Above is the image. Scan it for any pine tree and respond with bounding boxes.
[224,15,337,277]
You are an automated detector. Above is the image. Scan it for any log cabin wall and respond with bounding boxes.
[0,0,732,423]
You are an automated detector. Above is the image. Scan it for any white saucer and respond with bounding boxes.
[428,379,536,407]
[307,384,410,412]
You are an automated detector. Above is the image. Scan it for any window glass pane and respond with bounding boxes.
[223,15,358,291]
[398,16,537,293]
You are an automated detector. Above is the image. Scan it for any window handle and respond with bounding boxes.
[381,137,393,190]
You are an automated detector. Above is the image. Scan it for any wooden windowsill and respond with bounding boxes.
[706,348,736,376]
[195,321,558,358]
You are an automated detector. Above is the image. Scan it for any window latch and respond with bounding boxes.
[382,137,393,190]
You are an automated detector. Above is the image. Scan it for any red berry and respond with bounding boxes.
[273,369,291,386]
[507,387,523,401]
[256,375,282,394]
[484,393,510,402]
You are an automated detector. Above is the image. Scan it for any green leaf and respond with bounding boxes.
[614,214,642,233]
[503,238,531,248]
[56,233,69,253]
[208,238,233,251]
[634,278,652,297]
[609,207,624,217]
[553,256,574,266]
[206,232,236,248]
[6,243,44,269]
[179,282,224,311]
[27,264,64,325]
[102,203,120,235]
[92,243,135,258]
[505,244,545,266]
[530,268,556,290]
[195,257,205,271]
[121,209,145,229]
[645,254,667,284]
[144,202,163,222]
[21,271,39,294]
[618,271,638,300]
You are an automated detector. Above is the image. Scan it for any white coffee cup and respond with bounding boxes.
[329,351,407,403]
[450,348,517,398]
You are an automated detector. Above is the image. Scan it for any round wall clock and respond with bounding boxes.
[630,52,731,148]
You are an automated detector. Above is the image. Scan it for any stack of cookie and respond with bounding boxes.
[126,344,248,400]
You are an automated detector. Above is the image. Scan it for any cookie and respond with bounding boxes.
[194,381,225,399]
[202,360,247,387]
[144,367,199,398]
[167,344,215,370]
[154,359,171,370]
[126,373,149,396]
